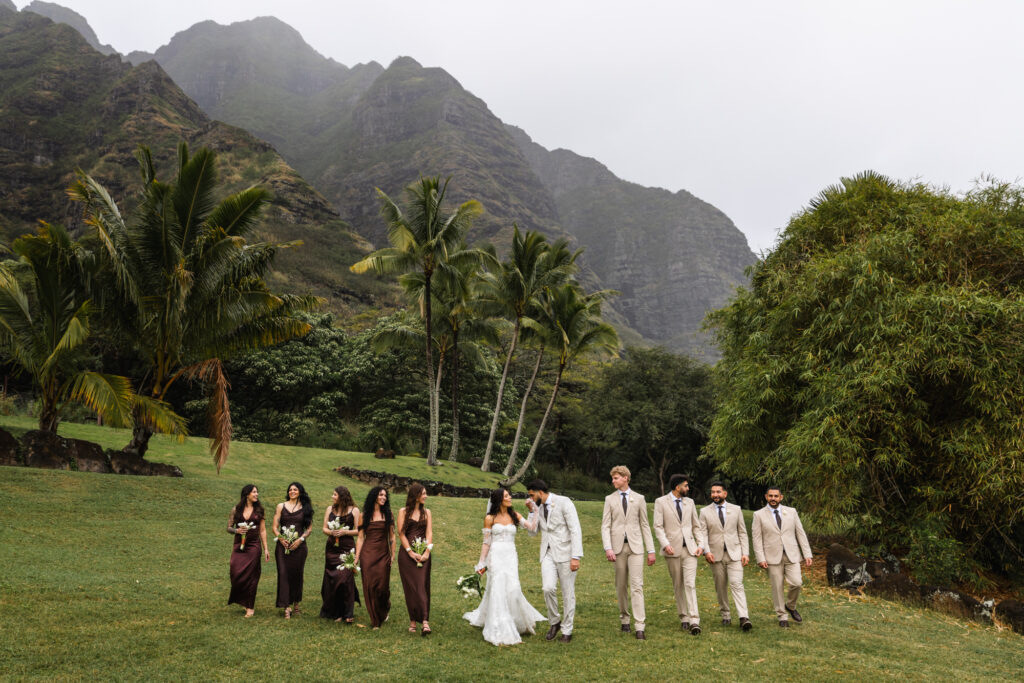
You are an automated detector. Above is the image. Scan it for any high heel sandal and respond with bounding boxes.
[408,625,417,633]
[284,607,292,619]
[421,622,432,636]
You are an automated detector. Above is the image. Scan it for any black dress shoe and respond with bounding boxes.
[721,618,731,626]
[546,622,561,641]
[621,624,631,633]
[681,622,690,631]
[635,630,646,640]
[740,617,752,632]
[785,606,803,623]
[559,633,572,643]
[689,625,701,636]
[779,620,789,628]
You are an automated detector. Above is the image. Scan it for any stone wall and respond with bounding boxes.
[0,427,182,477]
[333,465,520,499]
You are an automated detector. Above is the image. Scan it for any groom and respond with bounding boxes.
[525,479,583,643]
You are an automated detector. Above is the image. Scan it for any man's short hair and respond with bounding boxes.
[668,474,690,492]
[610,465,631,481]
[766,484,782,494]
[709,480,726,491]
[526,479,549,492]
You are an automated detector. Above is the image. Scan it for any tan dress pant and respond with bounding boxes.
[541,552,577,634]
[614,541,646,630]
[711,550,749,620]
[767,556,802,621]
[665,553,699,624]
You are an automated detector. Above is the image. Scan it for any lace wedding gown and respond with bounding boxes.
[463,521,546,645]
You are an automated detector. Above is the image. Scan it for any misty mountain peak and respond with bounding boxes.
[23,0,116,55]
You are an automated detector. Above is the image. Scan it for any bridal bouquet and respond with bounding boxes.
[327,518,349,547]
[410,536,428,567]
[277,524,299,554]
[456,573,483,599]
[336,550,360,573]
[235,521,254,551]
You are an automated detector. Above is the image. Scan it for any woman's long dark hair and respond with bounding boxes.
[332,485,355,516]
[487,487,519,526]
[360,486,394,530]
[232,484,264,523]
[284,481,314,530]
[404,483,426,520]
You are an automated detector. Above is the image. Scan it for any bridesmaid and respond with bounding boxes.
[320,485,361,623]
[227,484,270,617]
[397,483,433,635]
[272,481,314,619]
[355,486,395,629]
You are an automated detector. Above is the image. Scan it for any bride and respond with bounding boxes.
[463,488,546,645]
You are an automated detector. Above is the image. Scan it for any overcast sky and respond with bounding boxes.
[16,0,1024,253]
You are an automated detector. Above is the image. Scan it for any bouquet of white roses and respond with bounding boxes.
[410,536,429,567]
[235,521,255,551]
[456,572,483,599]
[277,524,299,554]
[327,518,349,547]
[336,550,360,573]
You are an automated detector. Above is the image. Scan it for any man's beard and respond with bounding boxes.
[711,495,723,504]
[768,500,780,508]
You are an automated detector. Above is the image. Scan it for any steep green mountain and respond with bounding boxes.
[0,6,393,319]
[22,0,115,54]
[506,125,754,355]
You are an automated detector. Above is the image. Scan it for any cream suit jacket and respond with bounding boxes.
[601,489,655,555]
[751,504,811,565]
[652,494,704,557]
[526,492,584,563]
[699,501,749,561]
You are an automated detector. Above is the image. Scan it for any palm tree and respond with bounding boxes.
[476,227,579,471]
[0,223,180,435]
[351,177,483,465]
[501,283,619,488]
[69,143,318,470]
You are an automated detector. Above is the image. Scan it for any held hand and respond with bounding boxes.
[805,557,813,567]
[758,561,768,569]
[525,499,536,512]
[663,545,675,556]
[569,558,580,572]
[695,547,705,557]
[476,567,487,575]
[279,537,290,549]
[705,552,716,564]
[741,555,749,567]
[646,552,656,566]
[605,549,617,562]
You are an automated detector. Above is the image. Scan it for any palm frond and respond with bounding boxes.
[63,371,134,428]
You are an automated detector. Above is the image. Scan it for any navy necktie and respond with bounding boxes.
[675,498,682,521]
[774,509,782,529]
[543,502,549,521]
[621,492,628,515]
[718,505,725,527]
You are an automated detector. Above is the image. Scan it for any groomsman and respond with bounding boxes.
[601,465,656,640]
[699,480,752,631]
[751,485,813,627]
[653,474,705,634]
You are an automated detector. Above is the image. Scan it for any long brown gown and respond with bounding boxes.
[228,509,262,609]
[320,509,360,620]
[275,504,309,608]
[360,520,393,627]
[398,512,431,623]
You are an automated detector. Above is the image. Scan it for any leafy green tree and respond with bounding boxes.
[351,177,484,465]
[0,223,180,435]
[70,143,318,470]
[502,283,619,487]
[477,227,579,471]
[706,172,1024,580]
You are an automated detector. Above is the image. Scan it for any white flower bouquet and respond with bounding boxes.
[235,521,255,551]
[410,536,429,567]
[327,518,349,547]
[277,524,299,554]
[456,572,483,599]
[336,550,360,573]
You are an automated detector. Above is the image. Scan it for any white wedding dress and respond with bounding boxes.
[463,521,546,645]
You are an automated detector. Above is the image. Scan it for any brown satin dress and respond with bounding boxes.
[398,511,431,623]
[320,510,360,620]
[360,520,393,627]
[228,509,262,609]
[275,504,309,608]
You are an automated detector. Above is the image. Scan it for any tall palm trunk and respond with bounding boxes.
[503,347,544,477]
[502,363,564,487]
[38,378,60,433]
[481,317,520,471]
[448,329,461,462]
[424,271,438,465]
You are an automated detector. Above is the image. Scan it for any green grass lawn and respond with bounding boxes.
[0,416,1020,681]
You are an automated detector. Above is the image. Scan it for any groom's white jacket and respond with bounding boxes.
[527,492,584,563]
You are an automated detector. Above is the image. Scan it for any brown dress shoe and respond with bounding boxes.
[740,617,752,632]
[785,606,803,623]
[546,622,561,641]
[559,634,572,643]
[779,620,789,628]
[635,630,646,640]
[681,622,690,631]
[721,618,731,626]
[621,624,631,633]
[689,625,701,636]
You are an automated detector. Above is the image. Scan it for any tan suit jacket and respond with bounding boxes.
[699,501,748,561]
[601,489,655,555]
[653,494,704,557]
[752,504,811,565]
